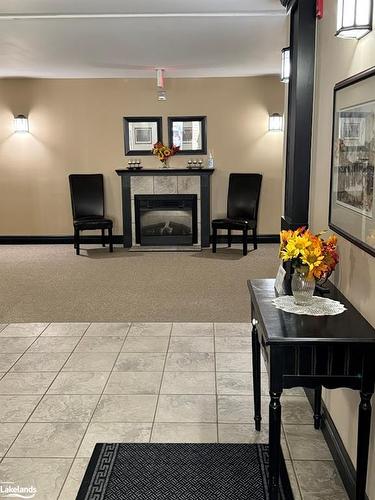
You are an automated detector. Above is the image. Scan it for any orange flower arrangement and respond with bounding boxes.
[152,142,180,167]
[279,227,339,280]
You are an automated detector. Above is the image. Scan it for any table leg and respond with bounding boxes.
[356,392,372,500]
[252,322,261,431]
[313,386,322,430]
[269,391,282,500]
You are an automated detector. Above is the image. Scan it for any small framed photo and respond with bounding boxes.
[329,67,375,257]
[168,116,207,155]
[123,117,162,155]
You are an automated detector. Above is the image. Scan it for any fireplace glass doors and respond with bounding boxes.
[135,194,198,246]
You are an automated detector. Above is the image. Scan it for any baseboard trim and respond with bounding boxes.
[305,389,366,500]
[0,234,279,245]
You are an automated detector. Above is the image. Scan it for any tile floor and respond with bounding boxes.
[0,322,348,500]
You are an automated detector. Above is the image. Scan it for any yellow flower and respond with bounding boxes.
[300,246,324,275]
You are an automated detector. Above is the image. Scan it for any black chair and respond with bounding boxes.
[69,174,113,255]
[212,173,262,256]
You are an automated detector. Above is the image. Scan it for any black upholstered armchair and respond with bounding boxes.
[69,174,113,255]
[212,173,262,256]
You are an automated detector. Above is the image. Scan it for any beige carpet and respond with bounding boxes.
[0,244,279,322]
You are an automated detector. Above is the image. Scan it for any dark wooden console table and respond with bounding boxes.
[248,279,375,500]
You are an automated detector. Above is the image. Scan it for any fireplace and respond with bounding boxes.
[134,194,198,246]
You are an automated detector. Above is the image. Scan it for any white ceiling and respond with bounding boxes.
[0,0,288,78]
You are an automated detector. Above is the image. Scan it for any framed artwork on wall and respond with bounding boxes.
[329,67,375,257]
[168,116,207,155]
[123,117,162,155]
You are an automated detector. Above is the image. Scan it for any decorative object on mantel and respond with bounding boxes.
[127,159,143,170]
[186,159,204,169]
[272,295,346,316]
[152,141,180,168]
[329,66,375,257]
[279,227,339,305]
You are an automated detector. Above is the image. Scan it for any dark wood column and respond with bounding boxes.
[281,0,316,230]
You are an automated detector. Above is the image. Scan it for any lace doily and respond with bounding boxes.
[272,295,347,316]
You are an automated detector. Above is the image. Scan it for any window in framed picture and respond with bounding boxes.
[168,116,207,154]
[330,67,375,256]
[123,117,162,155]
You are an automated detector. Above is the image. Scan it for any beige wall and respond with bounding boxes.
[0,76,284,236]
[310,2,375,497]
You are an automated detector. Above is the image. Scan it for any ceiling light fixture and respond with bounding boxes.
[335,0,373,39]
[156,68,167,101]
[14,114,29,133]
[281,47,290,83]
[268,113,283,132]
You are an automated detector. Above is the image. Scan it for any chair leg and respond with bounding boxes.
[108,228,113,253]
[101,229,106,247]
[253,227,258,250]
[212,227,217,253]
[243,228,248,256]
[74,229,80,255]
[228,229,232,248]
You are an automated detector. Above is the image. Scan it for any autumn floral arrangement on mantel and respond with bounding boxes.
[152,142,180,168]
[279,227,339,305]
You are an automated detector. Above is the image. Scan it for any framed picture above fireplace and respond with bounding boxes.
[168,116,207,155]
[123,117,162,156]
[329,67,375,257]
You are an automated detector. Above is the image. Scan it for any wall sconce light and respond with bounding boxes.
[269,113,283,132]
[336,0,373,39]
[14,114,29,133]
[281,47,290,83]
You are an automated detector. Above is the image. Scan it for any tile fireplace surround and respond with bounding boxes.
[116,169,214,250]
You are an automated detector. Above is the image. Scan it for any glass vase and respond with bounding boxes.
[291,268,315,305]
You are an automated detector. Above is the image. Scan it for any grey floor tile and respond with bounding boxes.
[84,323,131,337]
[42,323,89,337]
[0,395,42,422]
[30,395,100,422]
[48,372,110,395]
[168,336,214,353]
[0,324,7,332]
[284,424,332,460]
[216,352,252,372]
[122,336,170,353]
[28,337,80,353]
[0,337,35,353]
[214,323,251,336]
[114,353,166,372]
[165,352,214,372]
[217,372,269,396]
[218,423,269,443]
[171,323,214,337]
[161,372,216,394]
[11,352,70,372]
[217,395,269,424]
[0,353,22,371]
[104,372,163,394]
[0,423,24,456]
[58,457,90,500]
[155,395,217,423]
[75,336,124,353]
[215,336,251,352]
[0,458,72,500]
[62,352,118,372]
[294,460,348,499]
[8,422,87,458]
[92,395,157,422]
[151,423,217,443]
[284,386,305,397]
[77,422,152,457]
[285,460,302,500]
[281,396,313,425]
[0,372,57,395]
[128,323,172,337]
[0,323,48,337]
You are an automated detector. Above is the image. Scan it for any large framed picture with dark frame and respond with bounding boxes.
[168,116,207,155]
[123,117,162,155]
[329,67,375,257]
